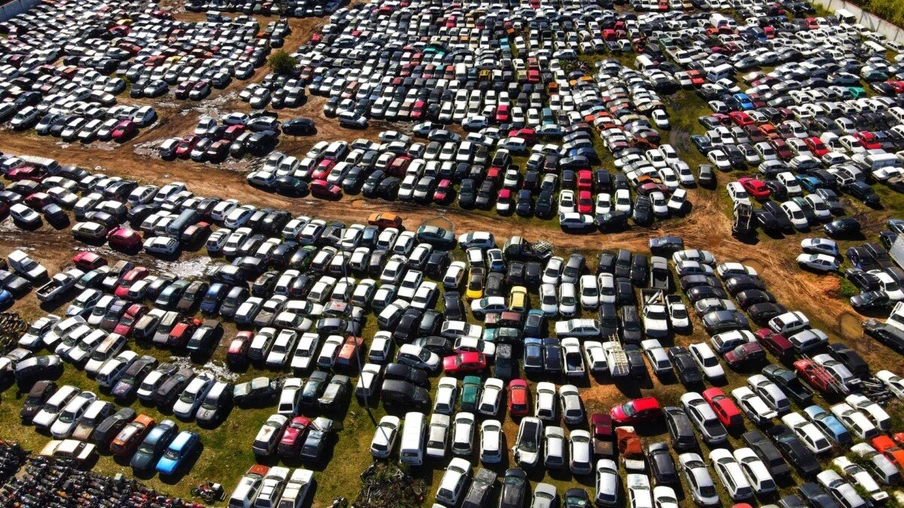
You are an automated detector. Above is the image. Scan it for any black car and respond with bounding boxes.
[94,408,137,449]
[796,483,837,508]
[778,494,807,508]
[826,343,869,378]
[649,236,684,255]
[462,468,497,508]
[753,209,781,233]
[542,338,563,374]
[494,344,515,380]
[762,365,814,406]
[630,254,648,287]
[850,290,890,311]
[762,201,795,232]
[620,306,643,344]
[282,118,315,136]
[20,380,57,423]
[597,251,616,274]
[735,289,776,309]
[458,179,477,208]
[535,190,555,218]
[824,217,861,238]
[767,425,820,477]
[701,310,749,334]
[515,190,533,217]
[443,291,464,321]
[153,368,195,408]
[632,195,652,225]
[111,355,157,400]
[743,429,791,477]
[615,278,635,306]
[380,379,429,407]
[597,210,629,231]
[413,336,454,358]
[747,302,787,325]
[299,371,329,406]
[597,303,619,337]
[384,363,429,387]
[846,268,880,291]
[646,441,678,485]
[624,345,646,378]
[686,285,728,302]
[563,488,588,508]
[14,355,62,386]
[668,347,702,385]
[844,181,880,207]
[498,469,528,508]
[664,406,697,451]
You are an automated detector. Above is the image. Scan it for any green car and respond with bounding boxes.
[415,225,455,249]
[482,327,523,344]
[460,376,482,412]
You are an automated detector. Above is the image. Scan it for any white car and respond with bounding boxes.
[626,474,653,507]
[688,343,725,381]
[845,393,890,431]
[559,385,584,424]
[679,453,719,506]
[876,370,904,399]
[558,190,576,214]
[797,253,839,272]
[731,386,777,426]
[478,378,504,416]
[426,413,451,459]
[780,412,832,454]
[711,330,755,354]
[597,273,616,304]
[595,459,619,507]
[732,447,776,496]
[454,337,495,358]
[397,344,440,373]
[780,201,809,230]
[172,375,214,420]
[558,283,578,317]
[50,391,97,439]
[443,262,467,289]
[316,335,344,368]
[569,430,593,475]
[817,470,868,508]
[831,403,878,439]
[726,182,751,205]
[277,377,303,416]
[748,375,791,414]
[290,333,319,371]
[539,284,559,317]
[652,486,679,508]
[370,415,400,458]
[266,329,298,368]
[434,377,458,415]
[435,458,471,506]
[479,419,503,464]
[449,411,476,458]
[850,442,902,485]
[543,426,566,469]
[579,275,599,309]
[535,382,557,421]
[832,456,888,503]
[614,189,632,213]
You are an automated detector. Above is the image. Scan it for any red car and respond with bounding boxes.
[754,328,794,359]
[591,413,613,441]
[609,397,663,425]
[168,321,197,349]
[113,304,149,336]
[7,166,44,182]
[702,387,744,427]
[576,170,593,192]
[72,251,107,271]
[769,138,793,160]
[723,342,766,368]
[107,227,143,251]
[442,352,487,373]
[114,267,150,298]
[495,104,510,123]
[176,135,200,158]
[803,137,829,157]
[792,359,838,394]
[855,131,881,150]
[728,111,755,126]
[278,416,312,458]
[227,332,253,368]
[25,192,53,209]
[577,191,593,214]
[872,435,904,468]
[738,178,770,200]
[112,120,137,141]
[508,128,536,143]
[507,379,530,417]
[311,159,335,180]
[309,179,342,200]
[433,179,454,204]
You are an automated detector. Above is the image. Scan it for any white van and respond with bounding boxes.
[706,63,734,83]
[399,411,426,466]
[836,8,856,24]
[855,152,900,172]
[635,54,657,72]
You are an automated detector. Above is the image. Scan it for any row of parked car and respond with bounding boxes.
[22,380,201,476]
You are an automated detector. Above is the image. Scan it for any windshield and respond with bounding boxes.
[621,402,637,416]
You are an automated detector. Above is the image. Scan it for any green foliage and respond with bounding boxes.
[850,0,904,29]
[839,277,860,298]
[267,50,298,76]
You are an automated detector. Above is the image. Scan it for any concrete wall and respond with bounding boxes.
[0,0,40,22]
[811,0,904,42]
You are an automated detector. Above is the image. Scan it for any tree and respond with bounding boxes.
[268,50,297,76]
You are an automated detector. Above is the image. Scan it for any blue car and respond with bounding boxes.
[199,283,229,314]
[523,337,543,373]
[156,431,200,475]
[803,405,851,447]
[795,175,821,192]
[0,289,13,309]
[732,93,754,110]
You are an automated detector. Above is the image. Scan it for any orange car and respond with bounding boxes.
[367,212,403,229]
[336,336,364,367]
[110,414,155,457]
[873,435,904,469]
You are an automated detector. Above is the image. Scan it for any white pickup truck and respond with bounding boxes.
[36,269,83,303]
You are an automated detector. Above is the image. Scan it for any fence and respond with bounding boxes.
[0,0,39,22]
[811,0,904,42]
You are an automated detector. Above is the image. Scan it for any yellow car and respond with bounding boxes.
[509,286,529,314]
[466,267,486,300]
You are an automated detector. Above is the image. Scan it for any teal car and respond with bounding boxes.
[460,376,482,412]
[156,431,199,475]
